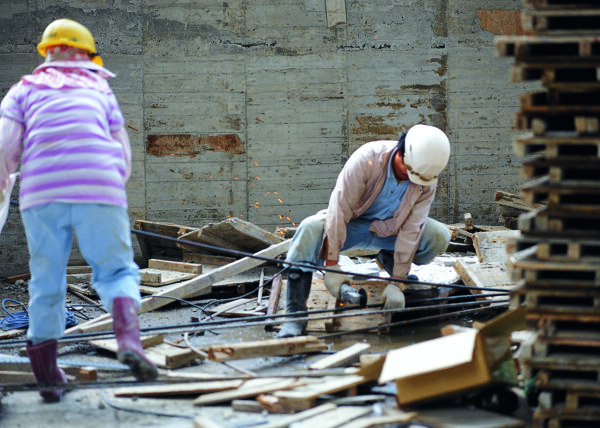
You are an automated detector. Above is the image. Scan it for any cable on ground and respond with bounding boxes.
[0,298,78,331]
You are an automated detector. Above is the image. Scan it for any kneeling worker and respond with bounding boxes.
[279,124,452,338]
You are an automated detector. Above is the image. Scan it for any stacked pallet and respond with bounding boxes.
[495,1,600,427]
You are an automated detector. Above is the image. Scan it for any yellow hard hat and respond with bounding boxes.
[37,18,103,66]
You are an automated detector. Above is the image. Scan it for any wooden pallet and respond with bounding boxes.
[508,236,600,262]
[515,110,600,135]
[524,0,600,9]
[512,256,600,287]
[519,177,600,212]
[522,9,600,34]
[518,208,600,238]
[514,135,600,159]
[521,336,600,363]
[510,63,600,87]
[532,411,600,428]
[521,159,600,186]
[525,312,600,341]
[538,388,600,414]
[511,286,600,314]
[521,359,600,391]
[495,35,600,62]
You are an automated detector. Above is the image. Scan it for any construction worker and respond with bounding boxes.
[0,18,157,401]
[278,124,452,338]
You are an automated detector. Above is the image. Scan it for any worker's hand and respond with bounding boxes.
[382,283,406,310]
[323,264,351,299]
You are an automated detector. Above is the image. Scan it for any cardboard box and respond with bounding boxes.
[379,307,525,405]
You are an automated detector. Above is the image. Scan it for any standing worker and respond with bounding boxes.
[279,124,451,338]
[0,18,157,402]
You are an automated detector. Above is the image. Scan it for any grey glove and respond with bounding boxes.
[323,264,351,299]
[382,283,406,309]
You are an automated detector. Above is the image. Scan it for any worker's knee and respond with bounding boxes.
[414,218,450,265]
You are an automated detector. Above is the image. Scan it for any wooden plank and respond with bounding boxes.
[342,411,417,428]
[133,219,198,261]
[309,343,371,370]
[148,259,202,274]
[258,403,337,428]
[64,239,290,334]
[472,230,519,264]
[193,378,304,406]
[293,406,373,428]
[302,278,390,334]
[0,329,25,340]
[178,217,284,254]
[140,268,196,286]
[0,371,36,383]
[113,380,244,397]
[453,260,515,291]
[416,407,525,428]
[273,375,369,411]
[206,336,327,362]
[183,252,237,266]
[264,272,283,331]
[494,190,541,211]
[89,335,198,369]
[193,417,223,428]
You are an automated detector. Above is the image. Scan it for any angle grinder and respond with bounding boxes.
[339,283,368,308]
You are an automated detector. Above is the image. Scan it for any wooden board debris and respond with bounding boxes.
[206,336,327,362]
[258,403,337,428]
[178,217,285,254]
[272,374,370,411]
[309,343,371,370]
[64,240,290,335]
[453,260,515,290]
[280,277,390,334]
[148,259,202,274]
[193,378,305,406]
[113,380,244,397]
[473,230,520,264]
[133,219,198,261]
[292,406,373,428]
[89,335,197,369]
[140,268,197,286]
[416,407,525,428]
[341,410,418,428]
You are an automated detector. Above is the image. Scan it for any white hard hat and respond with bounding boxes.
[404,124,450,186]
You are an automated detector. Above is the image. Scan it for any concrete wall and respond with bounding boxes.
[0,0,534,276]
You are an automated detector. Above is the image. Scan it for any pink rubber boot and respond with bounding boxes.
[26,340,69,402]
[112,297,158,381]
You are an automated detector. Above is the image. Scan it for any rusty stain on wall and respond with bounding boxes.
[198,134,245,154]
[146,134,245,157]
[476,10,528,36]
[352,115,399,137]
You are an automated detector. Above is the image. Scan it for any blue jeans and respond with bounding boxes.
[286,211,450,273]
[21,203,141,343]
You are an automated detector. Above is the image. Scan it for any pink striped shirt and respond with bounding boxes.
[0,60,130,211]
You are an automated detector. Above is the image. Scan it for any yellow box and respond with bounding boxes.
[378,307,525,406]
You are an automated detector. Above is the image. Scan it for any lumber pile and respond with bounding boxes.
[496,3,600,427]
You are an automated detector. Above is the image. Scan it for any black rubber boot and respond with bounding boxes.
[376,250,419,280]
[278,269,313,338]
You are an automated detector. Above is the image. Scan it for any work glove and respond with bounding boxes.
[382,283,406,310]
[323,264,351,299]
